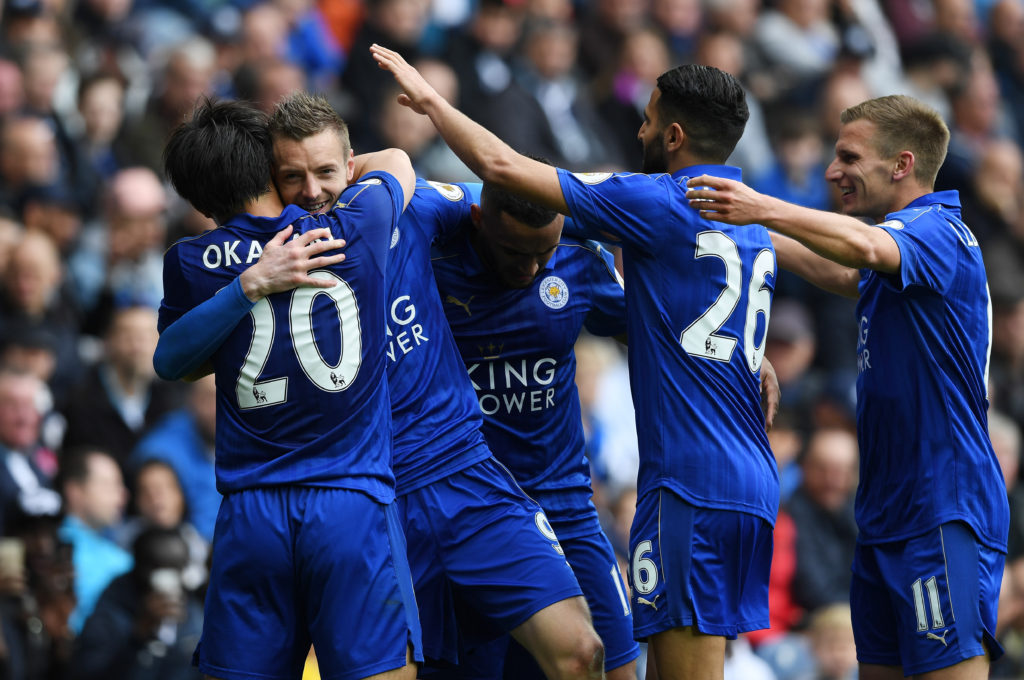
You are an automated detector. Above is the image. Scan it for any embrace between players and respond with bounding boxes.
[154,42,1006,680]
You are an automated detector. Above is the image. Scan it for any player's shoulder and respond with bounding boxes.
[413,179,471,202]
[556,237,619,281]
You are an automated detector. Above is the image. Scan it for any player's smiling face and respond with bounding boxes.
[474,208,564,289]
[825,118,897,222]
[272,129,354,214]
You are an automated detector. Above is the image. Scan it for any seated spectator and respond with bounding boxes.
[0,507,75,680]
[69,527,203,680]
[0,370,61,531]
[62,305,185,472]
[131,375,219,543]
[753,110,831,211]
[117,459,209,592]
[805,604,858,680]
[786,427,859,615]
[57,447,132,633]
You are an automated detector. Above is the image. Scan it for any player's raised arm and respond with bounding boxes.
[685,174,900,276]
[370,43,569,216]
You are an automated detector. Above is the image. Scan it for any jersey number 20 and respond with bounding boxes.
[235,270,362,409]
[679,231,774,372]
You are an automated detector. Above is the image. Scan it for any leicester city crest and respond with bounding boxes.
[539,275,569,309]
[390,227,400,249]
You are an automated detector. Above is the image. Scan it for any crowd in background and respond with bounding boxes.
[0,0,1023,677]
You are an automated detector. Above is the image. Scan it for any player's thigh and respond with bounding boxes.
[297,489,423,680]
[627,489,772,640]
[559,530,640,672]
[360,644,418,680]
[431,458,584,633]
[648,626,726,680]
[851,521,1003,676]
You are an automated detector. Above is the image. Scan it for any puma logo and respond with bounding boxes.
[446,295,475,316]
[926,630,949,647]
[637,595,660,611]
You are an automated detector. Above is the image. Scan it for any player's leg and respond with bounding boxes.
[510,596,604,680]
[647,626,724,680]
[852,522,1003,679]
[555,531,639,680]
[299,489,423,680]
[196,488,313,679]
[428,457,603,680]
[363,644,418,680]
[627,490,773,680]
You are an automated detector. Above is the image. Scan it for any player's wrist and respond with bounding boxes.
[239,268,268,301]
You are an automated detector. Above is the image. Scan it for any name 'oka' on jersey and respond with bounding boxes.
[556,166,779,525]
[432,230,626,533]
[158,174,401,500]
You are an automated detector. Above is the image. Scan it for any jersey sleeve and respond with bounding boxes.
[153,276,256,380]
[580,241,627,337]
[158,242,191,333]
[334,171,404,271]
[408,179,474,243]
[875,213,958,294]
[556,169,672,252]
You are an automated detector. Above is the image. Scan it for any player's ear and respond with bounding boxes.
[346,148,356,183]
[892,150,914,182]
[664,122,685,153]
[469,203,483,231]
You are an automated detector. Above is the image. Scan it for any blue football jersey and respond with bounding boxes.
[387,179,492,495]
[432,231,626,537]
[855,191,1008,551]
[158,173,401,500]
[557,166,779,524]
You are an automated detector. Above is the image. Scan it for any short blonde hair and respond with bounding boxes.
[841,95,949,188]
[268,91,350,157]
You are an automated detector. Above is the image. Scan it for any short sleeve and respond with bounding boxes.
[876,214,958,294]
[407,179,475,243]
[158,242,190,333]
[580,241,627,337]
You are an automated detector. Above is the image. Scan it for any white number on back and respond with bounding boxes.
[678,231,774,372]
[235,270,362,409]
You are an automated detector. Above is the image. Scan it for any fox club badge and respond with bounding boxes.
[539,275,569,309]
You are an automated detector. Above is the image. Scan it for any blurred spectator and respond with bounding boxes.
[576,0,648,83]
[961,138,1024,245]
[652,0,703,64]
[116,37,217,175]
[0,231,82,395]
[443,0,525,129]
[899,34,971,122]
[723,635,778,679]
[0,322,60,414]
[803,604,858,680]
[786,427,859,614]
[131,375,219,543]
[753,0,841,105]
[0,116,60,214]
[746,509,806,653]
[753,109,831,210]
[273,0,344,92]
[496,18,624,170]
[594,26,671,172]
[0,507,75,680]
[0,370,61,533]
[61,305,184,471]
[989,290,1024,443]
[0,218,20,282]
[767,408,804,503]
[695,30,775,183]
[989,0,1024,146]
[69,527,203,680]
[115,460,209,592]
[764,298,819,426]
[234,56,308,115]
[57,447,131,633]
[993,410,1024,634]
[73,72,128,197]
[70,166,168,323]
[0,58,25,117]
[341,0,429,149]
[376,59,477,181]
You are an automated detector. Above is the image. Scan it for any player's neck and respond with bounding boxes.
[244,188,286,219]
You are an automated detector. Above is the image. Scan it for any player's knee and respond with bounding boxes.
[559,629,604,680]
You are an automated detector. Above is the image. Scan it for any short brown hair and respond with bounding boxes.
[268,91,350,156]
[840,95,949,188]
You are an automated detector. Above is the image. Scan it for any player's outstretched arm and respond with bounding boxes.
[351,148,416,210]
[685,175,901,276]
[370,43,569,216]
[770,233,860,299]
[154,226,346,381]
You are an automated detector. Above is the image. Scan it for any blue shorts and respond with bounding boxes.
[196,487,421,680]
[397,457,583,664]
[628,489,772,639]
[429,527,641,679]
[851,521,1004,675]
